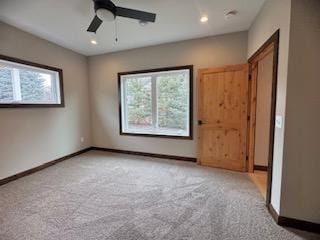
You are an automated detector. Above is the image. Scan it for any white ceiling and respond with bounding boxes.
[0,0,265,56]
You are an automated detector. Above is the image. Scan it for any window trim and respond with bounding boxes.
[0,54,64,108]
[118,65,193,140]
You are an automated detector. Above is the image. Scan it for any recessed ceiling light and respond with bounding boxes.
[200,15,209,23]
[91,40,98,45]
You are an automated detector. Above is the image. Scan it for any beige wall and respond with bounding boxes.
[248,0,291,213]
[0,22,92,179]
[281,0,320,224]
[249,0,320,223]
[254,52,273,167]
[88,32,248,157]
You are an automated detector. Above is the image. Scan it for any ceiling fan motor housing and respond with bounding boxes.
[94,0,116,21]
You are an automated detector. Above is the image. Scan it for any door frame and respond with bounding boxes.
[247,29,280,205]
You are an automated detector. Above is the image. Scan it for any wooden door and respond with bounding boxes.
[198,64,249,172]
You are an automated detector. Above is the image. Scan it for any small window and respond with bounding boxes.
[119,66,193,139]
[0,55,64,107]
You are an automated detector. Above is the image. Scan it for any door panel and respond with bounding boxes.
[198,64,248,172]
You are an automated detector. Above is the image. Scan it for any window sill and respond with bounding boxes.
[0,103,65,108]
[120,131,193,140]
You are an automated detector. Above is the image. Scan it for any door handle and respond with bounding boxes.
[198,120,204,125]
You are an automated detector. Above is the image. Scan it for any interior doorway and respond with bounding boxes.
[247,30,280,204]
[197,30,280,204]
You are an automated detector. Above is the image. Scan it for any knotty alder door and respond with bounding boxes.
[198,64,249,172]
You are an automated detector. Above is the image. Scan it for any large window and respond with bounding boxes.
[119,66,193,139]
[0,55,64,107]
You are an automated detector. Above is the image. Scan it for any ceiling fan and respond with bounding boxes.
[87,0,156,33]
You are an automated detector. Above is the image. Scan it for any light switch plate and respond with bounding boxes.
[276,115,283,129]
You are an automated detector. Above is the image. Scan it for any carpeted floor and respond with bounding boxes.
[0,151,319,240]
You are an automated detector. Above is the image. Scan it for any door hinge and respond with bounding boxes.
[246,156,249,161]
[247,116,250,121]
[249,74,252,80]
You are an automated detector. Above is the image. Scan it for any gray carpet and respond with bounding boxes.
[0,151,319,240]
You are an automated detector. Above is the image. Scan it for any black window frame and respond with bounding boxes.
[118,65,193,140]
[0,54,65,108]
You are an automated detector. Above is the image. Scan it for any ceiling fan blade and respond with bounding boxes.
[87,15,103,33]
[116,7,156,22]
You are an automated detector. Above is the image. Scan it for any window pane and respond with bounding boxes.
[0,58,62,106]
[0,67,13,101]
[125,77,152,131]
[20,70,57,103]
[120,66,192,138]
[157,71,189,135]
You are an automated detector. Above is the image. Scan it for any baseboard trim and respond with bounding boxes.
[254,165,268,171]
[278,216,320,234]
[267,203,279,223]
[91,147,197,162]
[268,204,320,233]
[0,147,91,186]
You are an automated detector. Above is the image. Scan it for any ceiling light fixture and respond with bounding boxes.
[91,40,98,45]
[200,15,208,23]
[96,8,116,22]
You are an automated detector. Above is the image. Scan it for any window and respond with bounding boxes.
[119,66,193,139]
[0,55,64,107]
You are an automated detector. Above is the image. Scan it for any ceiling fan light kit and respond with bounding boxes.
[96,9,116,22]
[87,0,156,33]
